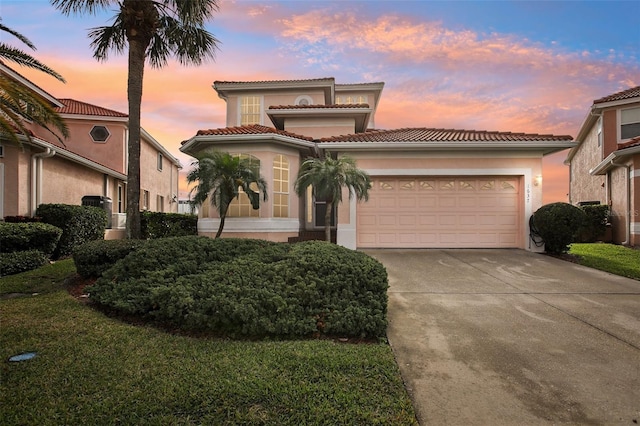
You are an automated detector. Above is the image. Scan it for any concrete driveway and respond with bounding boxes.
[366,249,640,426]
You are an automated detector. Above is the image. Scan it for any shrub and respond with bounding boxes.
[140,212,198,239]
[577,204,610,243]
[87,238,388,338]
[36,204,108,258]
[3,216,42,223]
[0,222,62,256]
[0,250,49,277]
[73,239,147,279]
[532,202,587,254]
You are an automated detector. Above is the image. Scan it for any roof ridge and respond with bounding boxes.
[593,85,640,104]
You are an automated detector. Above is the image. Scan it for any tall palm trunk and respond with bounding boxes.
[125,38,145,239]
[325,200,333,242]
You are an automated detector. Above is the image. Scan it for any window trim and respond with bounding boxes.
[227,153,261,218]
[239,95,263,126]
[273,154,289,218]
[619,106,640,142]
[142,190,150,211]
[89,125,111,143]
[157,153,163,171]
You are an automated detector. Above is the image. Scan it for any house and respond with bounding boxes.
[0,63,182,238]
[565,86,640,247]
[180,77,575,250]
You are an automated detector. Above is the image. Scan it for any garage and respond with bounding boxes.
[356,176,522,248]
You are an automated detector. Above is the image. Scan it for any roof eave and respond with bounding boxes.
[266,107,372,132]
[0,63,63,107]
[180,133,317,156]
[19,135,127,180]
[590,145,640,175]
[140,128,182,168]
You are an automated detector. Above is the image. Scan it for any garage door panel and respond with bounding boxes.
[357,176,522,248]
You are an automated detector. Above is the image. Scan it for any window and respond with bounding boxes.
[142,190,149,211]
[273,155,289,217]
[157,195,164,212]
[117,184,124,213]
[90,125,110,142]
[240,96,261,125]
[157,153,163,171]
[597,117,602,147]
[621,107,640,140]
[336,95,367,105]
[227,154,261,218]
[0,144,3,157]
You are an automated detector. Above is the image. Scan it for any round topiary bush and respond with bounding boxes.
[532,202,587,254]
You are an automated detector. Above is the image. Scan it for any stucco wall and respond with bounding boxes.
[139,138,179,213]
[41,155,104,206]
[609,166,630,244]
[61,119,127,174]
[569,124,606,204]
[196,144,301,222]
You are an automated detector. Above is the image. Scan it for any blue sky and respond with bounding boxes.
[3,0,639,199]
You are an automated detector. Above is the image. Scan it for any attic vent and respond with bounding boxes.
[90,125,110,143]
[295,95,313,106]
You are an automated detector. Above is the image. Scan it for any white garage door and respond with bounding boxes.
[357,176,521,248]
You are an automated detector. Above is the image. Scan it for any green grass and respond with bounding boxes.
[0,263,417,425]
[569,243,640,280]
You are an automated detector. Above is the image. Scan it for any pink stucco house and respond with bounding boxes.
[0,63,181,238]
[180,77,576,250]
[566,86,640,247]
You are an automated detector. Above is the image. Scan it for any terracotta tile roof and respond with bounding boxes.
[319,127,574,143]
[618,136,640,150]
[593,86,640,104]
[194,124,314,141]
[268,103,370,110]
[56,99,128,117]
[214,77,334,85]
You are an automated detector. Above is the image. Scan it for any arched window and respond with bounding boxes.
[227,154,261,218]
[273,155,289,217]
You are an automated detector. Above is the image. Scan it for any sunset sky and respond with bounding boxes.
[3,0,639,201]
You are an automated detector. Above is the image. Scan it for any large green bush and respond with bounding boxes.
[532,202,587,254]
[73,239,147,279]
[36,204,108,258]
[0,222,62,256]
[140,212,198,239]
[0,250,49,277]
[87,238,388,338]
[577,204,610,243]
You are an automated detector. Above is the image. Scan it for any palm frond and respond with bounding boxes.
[50,0,113,16]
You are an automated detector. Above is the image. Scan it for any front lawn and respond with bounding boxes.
[569,243,640,280]
[0,261,417,425]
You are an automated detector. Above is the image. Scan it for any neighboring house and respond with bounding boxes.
[565,86,640,247]
[0,63,181,238]
[180,77,575,250]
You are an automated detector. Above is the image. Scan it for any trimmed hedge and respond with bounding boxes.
[532,202,587,254]
[0,250,49,277]
[73,239,147,279]
[36,204,108,258]
[141,211,198,239]
[0,222,62,256]
[578,204,610,243]
[86,237,388,338]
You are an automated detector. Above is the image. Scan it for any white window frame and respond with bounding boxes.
[295,95,313,106]
[619,106,640,142]
[157,153,163,171]
[239,96,262,125]
[273,154,289,218]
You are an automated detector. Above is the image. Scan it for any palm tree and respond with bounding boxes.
[187,151,267,239]
[0,20,69,146]
[295,154,371,242]
[51,0,220,239]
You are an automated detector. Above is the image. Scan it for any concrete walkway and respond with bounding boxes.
[367,249,640,426]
